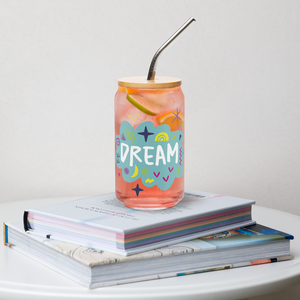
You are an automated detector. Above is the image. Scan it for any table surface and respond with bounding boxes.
[0,197,300,300]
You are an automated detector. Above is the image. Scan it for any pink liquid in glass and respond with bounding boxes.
[115,78,184,210]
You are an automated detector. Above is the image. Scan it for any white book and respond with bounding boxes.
[24,189,256,255]
[4,220,293,289]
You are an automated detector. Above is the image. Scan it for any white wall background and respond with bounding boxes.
[1,0,300,298]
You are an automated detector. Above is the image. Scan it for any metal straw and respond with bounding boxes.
[147,17,196,81]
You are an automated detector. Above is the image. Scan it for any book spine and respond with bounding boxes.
[23,211,31,232]
[3,223,15,247]
[3,223,8,246]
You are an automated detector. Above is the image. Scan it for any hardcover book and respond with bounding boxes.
[23,189,256,255]
[4,220,294,289]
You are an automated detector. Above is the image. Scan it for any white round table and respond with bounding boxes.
[0,197,300,300]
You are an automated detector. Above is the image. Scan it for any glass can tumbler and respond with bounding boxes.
[115,76,185,210]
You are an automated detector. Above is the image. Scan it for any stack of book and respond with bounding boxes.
[4,189,294,289]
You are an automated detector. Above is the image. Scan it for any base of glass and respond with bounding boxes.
[116,192,184,210]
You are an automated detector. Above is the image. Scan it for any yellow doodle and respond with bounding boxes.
[145,178,154,183]
[125,128,135,142]
[155,132,169,141]
[131,165,139,178]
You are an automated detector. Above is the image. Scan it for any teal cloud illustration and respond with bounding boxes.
[116,121,184,191]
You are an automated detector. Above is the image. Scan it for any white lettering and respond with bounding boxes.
[121,143,180,167]
[167,142,178,164]
[143,146,154,165]
[121,143,129,163]
[155,145,166,166]
[130,146,142,166]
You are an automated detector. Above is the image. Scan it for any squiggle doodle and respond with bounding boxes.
[179,148,183,166]
[155,132,169,141]
[145,178,154,183]
[125,128,135,143]
[116,138,120,146]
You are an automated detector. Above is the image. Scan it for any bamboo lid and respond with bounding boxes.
[118,76,181,89]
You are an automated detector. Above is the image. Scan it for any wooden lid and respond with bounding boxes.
[118,76,181,89]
